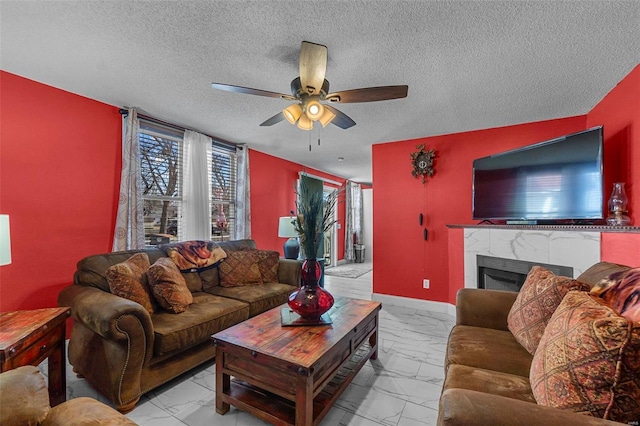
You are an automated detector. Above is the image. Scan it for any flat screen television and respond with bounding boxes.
[472,126,604,223]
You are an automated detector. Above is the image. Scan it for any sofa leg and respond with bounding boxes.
[72,367,84,378]
[117,398,139,414]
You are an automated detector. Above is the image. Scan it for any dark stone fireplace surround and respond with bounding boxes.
[477,255,574,292]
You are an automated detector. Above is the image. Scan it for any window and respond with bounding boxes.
[139,119,236,246]
[211,147,237,241]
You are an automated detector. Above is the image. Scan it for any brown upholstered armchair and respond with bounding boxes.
[0,365,137,425]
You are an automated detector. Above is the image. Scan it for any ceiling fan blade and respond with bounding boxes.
[212,83,296,101]
[299,41,327,96]
[325,85,408,103]
[259,112,286,127]
[324,105,356,129]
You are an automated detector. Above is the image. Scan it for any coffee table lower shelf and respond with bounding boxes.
[221,342,374,426]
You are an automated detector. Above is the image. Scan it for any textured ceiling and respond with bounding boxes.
[1,1,639,183]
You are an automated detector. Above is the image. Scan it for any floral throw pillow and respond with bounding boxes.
[590,267,640,322]
[219,250,263,287]
[160,240,227,272]
[530,291,640,423]
[148,257,193,313]
[507,266,590,355]
[106,253,156,314]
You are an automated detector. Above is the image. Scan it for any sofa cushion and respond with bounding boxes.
[161,240,227,271]
[445,325,533,377]
[207,282,297,317]
[530,291,640,423]
[443,364,536,404]
[0,366,50,426]
[507,266,589,355]
[590,266,640,322]
[106,252,156,314]
[151,292,249,356]
[44,397,138,426]
[219,250,263,287]
[255,250,280,283]
[148,257,193,313]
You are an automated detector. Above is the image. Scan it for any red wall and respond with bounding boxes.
[249,150,346,259]
[373,64,640,305]
[372,116,587,304]
[591,64,640,266]
[0,71,122,311]
[0,71,347,313]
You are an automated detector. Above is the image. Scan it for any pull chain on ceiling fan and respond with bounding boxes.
[212,41,408,131]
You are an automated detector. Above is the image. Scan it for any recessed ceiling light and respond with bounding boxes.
[338,157,344,161]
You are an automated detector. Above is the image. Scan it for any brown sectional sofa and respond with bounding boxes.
[437,261,631,426]
[58,239,300,413]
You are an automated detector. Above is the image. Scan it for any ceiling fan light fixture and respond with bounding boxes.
[283,104,303,124]
[319,108,336,127]
[305,100,324,121]
[297,113,313,130]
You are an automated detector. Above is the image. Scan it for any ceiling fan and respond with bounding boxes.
[211,41,408,130]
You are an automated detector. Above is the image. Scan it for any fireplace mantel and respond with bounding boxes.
[457,226,602,289]
[447,224,640,233]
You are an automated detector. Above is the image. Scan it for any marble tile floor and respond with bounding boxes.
[41,263,455,426]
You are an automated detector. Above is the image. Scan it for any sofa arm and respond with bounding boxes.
[278,259,301,287]
[58,284,154,364]
[455,288,517,331]
[438,389,621,426]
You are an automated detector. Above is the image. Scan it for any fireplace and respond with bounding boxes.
[477,255,573,292]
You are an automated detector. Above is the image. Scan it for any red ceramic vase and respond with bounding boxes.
[288,259,334,319]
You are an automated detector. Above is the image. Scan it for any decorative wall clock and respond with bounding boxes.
[410,144,436,183]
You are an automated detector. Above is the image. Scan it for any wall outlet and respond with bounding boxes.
[423,279,430,289]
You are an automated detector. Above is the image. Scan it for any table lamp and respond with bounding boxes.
[278,216,299,260]
[0,214,11,266]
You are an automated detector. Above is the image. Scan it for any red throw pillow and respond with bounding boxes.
[148,257,193,313]
[106,253,156,313]
[530,291,640,422]
[219,250,263,287]
[507,266,590,355]
[591,267,640,322]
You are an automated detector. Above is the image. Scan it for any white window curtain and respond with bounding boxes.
[182,130,213,240]
[113,108,145,251]
[344,181,363,262]
[234,145,251,239]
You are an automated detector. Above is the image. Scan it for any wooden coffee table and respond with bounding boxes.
[212,296,381,426]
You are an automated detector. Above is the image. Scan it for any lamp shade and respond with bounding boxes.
[297,114,313,130]
[0,215,11,266]
[283,104,303,124]
[305,100,324,121]
[278,216,298,238]
[318,108,336,127]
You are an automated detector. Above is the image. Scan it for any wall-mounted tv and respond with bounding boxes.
[472,126,604,224]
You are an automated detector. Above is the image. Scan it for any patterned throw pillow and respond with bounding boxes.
[507,266,590,355]
[219,250,263,287]
[255,250,280,283]
[106,253,155,313]
[590,267,640,322]
[160,240,227,271]
[148,257,193,313]
[530,291,640,423]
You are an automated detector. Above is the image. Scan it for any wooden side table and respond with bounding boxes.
[0,307,71,406]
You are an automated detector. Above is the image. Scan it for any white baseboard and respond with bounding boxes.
[372,293,456,318]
